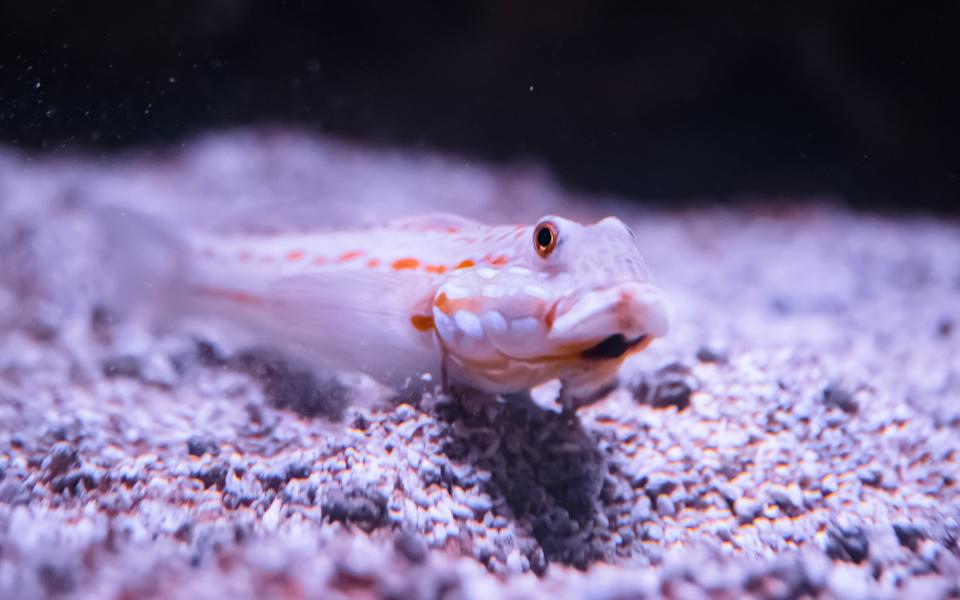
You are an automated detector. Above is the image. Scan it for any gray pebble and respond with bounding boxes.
[716,483,742,502]
[645,524,664,542]
[645,473,678,497]
[733,496,762,521]
[506,550,524,574]
[656,495,676,517]
[411,489,431,509]
[393,531,427,564]
[405,449,421,469]
[767,483,804,511]
[630,496,653,521]
[418,458,440,481]
[821,473,839,494]
[696,344,728,363]
[918,540,942,565]
[450,503,474,520]
[465,495,493,514]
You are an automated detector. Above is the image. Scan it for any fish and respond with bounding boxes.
[131,212,670,409]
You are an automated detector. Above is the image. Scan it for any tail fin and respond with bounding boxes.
[90,206,190,323]
[0,203,189,331]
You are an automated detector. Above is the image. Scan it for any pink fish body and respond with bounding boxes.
[182,214,669,406]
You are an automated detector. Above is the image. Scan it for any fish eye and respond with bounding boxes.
[534,221,558,258]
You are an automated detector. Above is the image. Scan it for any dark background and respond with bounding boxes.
[1,1,957,211]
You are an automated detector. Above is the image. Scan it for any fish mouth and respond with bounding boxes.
[580,333,650,360]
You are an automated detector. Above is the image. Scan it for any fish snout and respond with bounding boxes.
[615,283,670,339]
[548,282,670,355]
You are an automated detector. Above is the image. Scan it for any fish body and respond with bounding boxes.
[179,213,670,406]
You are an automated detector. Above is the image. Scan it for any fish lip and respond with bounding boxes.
[580,333,649,360]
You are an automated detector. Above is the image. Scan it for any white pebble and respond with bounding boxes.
[734,496,762,520]
[466,495,493,513]
[506,550,525,573]
[451,503,474,520]
[821,474,839,494]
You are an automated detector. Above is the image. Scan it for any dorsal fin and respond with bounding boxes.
[385,213,482,233]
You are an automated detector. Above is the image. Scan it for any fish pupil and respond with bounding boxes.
[536,226,553,248]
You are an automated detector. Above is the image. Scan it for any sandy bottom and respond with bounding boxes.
[0,130,958,599]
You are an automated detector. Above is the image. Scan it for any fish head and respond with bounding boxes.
[430,215,670,395]
[533,215,670,352]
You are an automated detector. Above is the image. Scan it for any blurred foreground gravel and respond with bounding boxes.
[1,131,959,599]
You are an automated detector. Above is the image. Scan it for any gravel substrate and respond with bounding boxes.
[1,130,959,599]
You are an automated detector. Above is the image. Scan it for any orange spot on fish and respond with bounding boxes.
[454,259,475,270]
[233,291,263,305]
[486,254,509,266]
[313,256,328,265]
[434,292,481,316]
[287,250,305,261]
[195,286,265,306]
[544,302,559,330]
[424,264,446,274]
[435,292,452,315]
[366,258,381,268]
[392,258,420,270]
[338,250,364,262]
[410,314,435,332]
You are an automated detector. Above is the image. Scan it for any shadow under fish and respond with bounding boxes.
[434,390,608,571]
